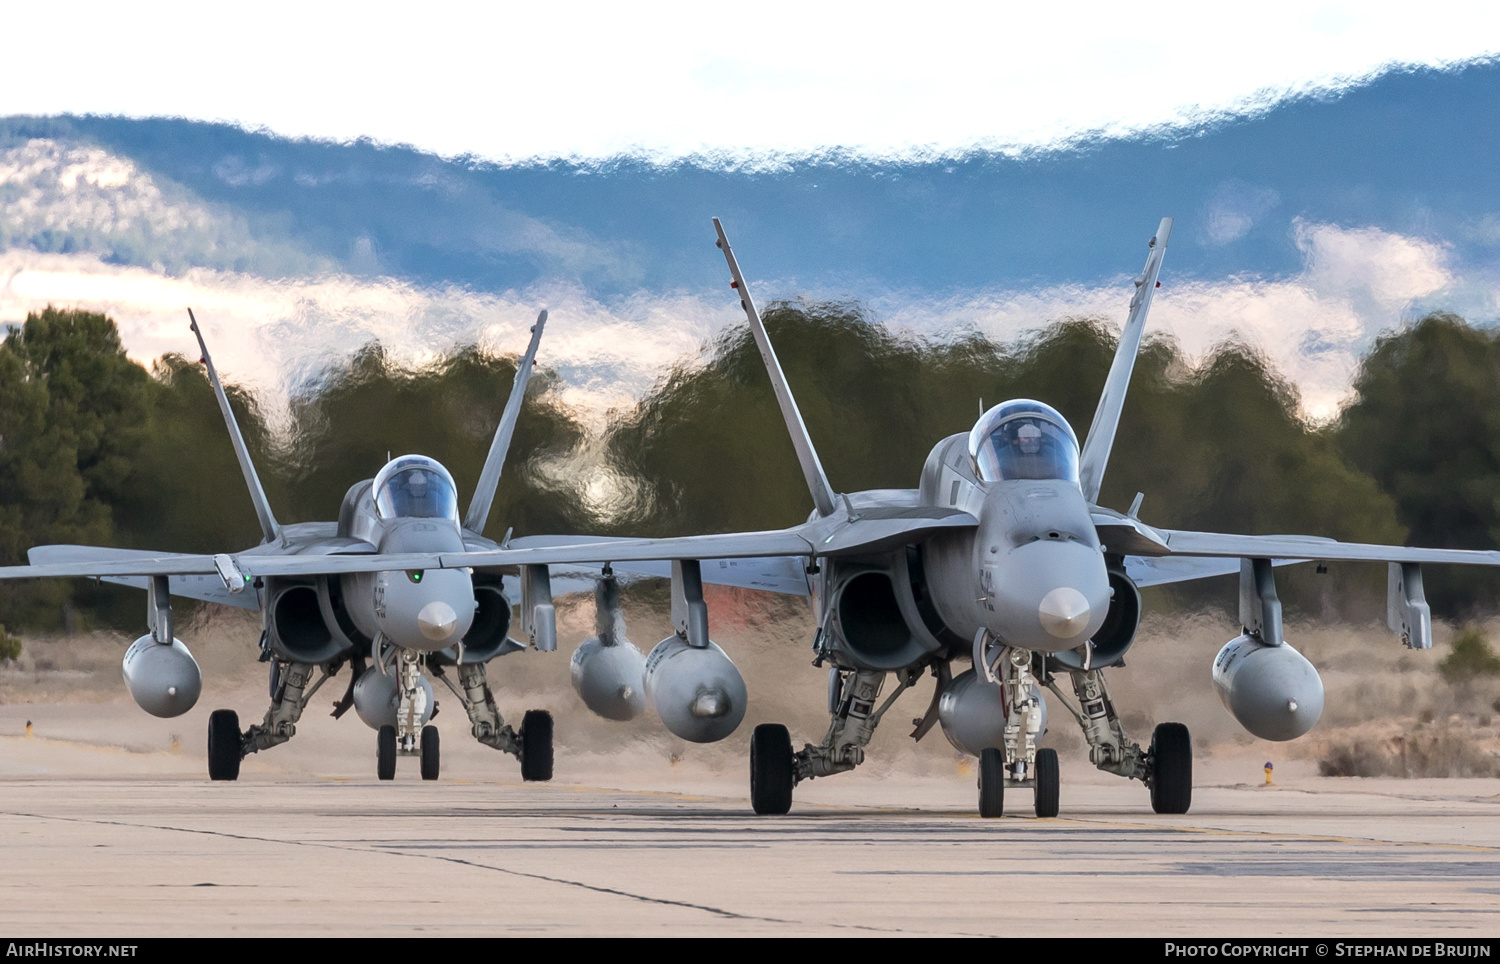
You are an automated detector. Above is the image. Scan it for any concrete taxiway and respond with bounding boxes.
[0,729,1497,936]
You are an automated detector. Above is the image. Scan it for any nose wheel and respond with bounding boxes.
[377,724,397,780]
[978,748,1005,817]
[375,723,441,781]
[1033,747,1059,818]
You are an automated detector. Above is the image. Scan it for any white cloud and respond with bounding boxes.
[1203,182,1282,246]
[0,3,1496,162]
[1294,218,1451,304]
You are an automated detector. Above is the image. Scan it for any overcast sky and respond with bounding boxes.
[6,1,1497,162]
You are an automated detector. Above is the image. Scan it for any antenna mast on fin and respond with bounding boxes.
[188,309,281,544]
[465,310,548,535]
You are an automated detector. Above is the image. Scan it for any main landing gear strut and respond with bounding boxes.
[750,666,919,816]
[746,643,1193,818]
[1043,662,1192,815]
[205,644,554,784]
[430,657,553,783]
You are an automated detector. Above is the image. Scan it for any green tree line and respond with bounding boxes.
[2,304,1498,630]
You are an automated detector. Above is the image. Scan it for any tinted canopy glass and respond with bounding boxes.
[968,400,1080,484]
[373,456,460,521]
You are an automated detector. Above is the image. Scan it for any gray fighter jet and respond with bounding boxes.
[6,223,1493,815]
[0,305,815,784]
[458,218,1500,818]
[6,310,566,783]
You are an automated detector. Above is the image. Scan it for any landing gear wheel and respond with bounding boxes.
[1033,747,1059,818]
[519,710,553,782]
[978,747,1005,818]
[749,723,794,815]
[1149,722,1192,815]
[207,709,241,782]
[377,724,397,781]
[420,725,440,781]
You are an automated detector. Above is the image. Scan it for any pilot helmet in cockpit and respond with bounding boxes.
[373,455,460,521]
[968,400,1081,485]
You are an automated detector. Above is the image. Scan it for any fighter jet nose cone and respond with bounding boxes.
[1038,587,1091,639]
[690,689,728,719]
[417,601,459,641]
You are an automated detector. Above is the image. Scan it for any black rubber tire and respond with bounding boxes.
[377,724,397,781]
[1033,748,1060,818]
[1150,722,1193,815]
[207,709,241,782]
[978,747,1005,818]
[519,710,553,782]
[749,723,795,815]
[420,725,440,781]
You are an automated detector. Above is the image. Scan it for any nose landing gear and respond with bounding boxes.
[974,635,1059,817]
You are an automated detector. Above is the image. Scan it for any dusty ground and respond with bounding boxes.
[0,596,1497,935]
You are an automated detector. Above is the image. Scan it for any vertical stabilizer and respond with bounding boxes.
[713,219,838,518]
[464,310,547,535]
[1077,218,1173,504]
[188,310,281,544]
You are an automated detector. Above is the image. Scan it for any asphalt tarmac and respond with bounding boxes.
[0,715,1497,937]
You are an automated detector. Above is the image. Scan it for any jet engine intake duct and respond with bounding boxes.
[1049,567,1140,671]
[455,581,513,663]
[1213,634,1324,741]
[268,579,346,664]
[829,559,940,671]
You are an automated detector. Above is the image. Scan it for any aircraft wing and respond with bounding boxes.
[14,548,219,577]
[26,546,261,609]
[1156,529,1500,566]
[507,536,812,595]
[0,508,974,594]
[1098,510,1500,586]
[456,507,978,571]
[1123,554,1304,588]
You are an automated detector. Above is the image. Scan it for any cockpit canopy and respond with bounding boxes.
[968,400,1081,484]
[373,455,460,522]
